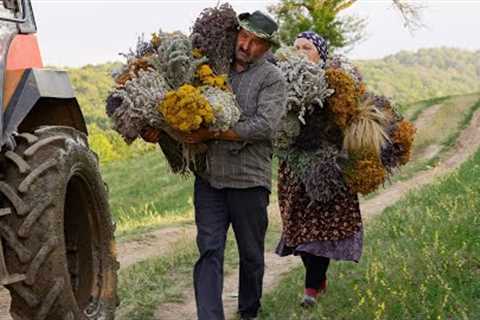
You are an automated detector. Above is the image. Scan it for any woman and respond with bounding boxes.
[276,31,363,307]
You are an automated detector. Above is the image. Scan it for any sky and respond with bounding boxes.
[27,0,480,67]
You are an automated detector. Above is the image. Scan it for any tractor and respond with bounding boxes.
[0,0,118,319]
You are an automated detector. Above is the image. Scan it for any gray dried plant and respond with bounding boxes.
[107,69,170,144]
[275,47,334,124]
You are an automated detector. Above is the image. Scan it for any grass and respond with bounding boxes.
[402,95,451,121]
[100,151,195,237]
[439,98,480,151]
[259,148,480,319]
[116,237,199,319]
[410,94,479,152]
[382,94,480,185]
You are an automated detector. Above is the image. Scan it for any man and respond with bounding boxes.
[143,11,287,320]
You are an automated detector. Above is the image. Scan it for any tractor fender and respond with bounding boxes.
[2,68,87,143]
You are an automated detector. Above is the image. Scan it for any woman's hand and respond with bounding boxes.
[181,128,214,144]
[141,127,162,143]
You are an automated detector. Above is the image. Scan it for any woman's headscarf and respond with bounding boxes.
[296,31,328,64]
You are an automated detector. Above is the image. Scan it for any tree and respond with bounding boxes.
[268,0,366,51]
[269,0,424,51]
[392,0,425,32]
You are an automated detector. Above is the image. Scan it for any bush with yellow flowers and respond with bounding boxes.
[159,84,215,132]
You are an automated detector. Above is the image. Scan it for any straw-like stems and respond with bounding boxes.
[343,96,390,158]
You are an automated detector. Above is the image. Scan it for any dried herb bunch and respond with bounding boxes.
[279,145,349,203]
[274,111,302,151]
[113,57,153,86]
[150,31,208,89]
[190,3,239,75]
[364,92,403,123]
[120,34,157,61]
[302,146,349,204]
[196,64,229,91]
[325,67,360,129]
[201,86,241,132]
[343,96,390,158]
[157,132,187,174]
[275,47,334,124]
[327,54,364,87]
[343,150,387,195]
[159,84,215,132]
[106,69,170,144]
[294,103,343,151]
[391,120,416,165]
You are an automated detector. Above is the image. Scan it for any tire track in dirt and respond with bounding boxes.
[117,225,195,270]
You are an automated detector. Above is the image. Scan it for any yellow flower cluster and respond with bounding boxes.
[159,84,215,132]
[196,64,229,91]
[344,150,387,195]
[192,48,204,59]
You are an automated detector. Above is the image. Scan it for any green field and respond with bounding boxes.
[258,148,480,319]
[101,151,194,238]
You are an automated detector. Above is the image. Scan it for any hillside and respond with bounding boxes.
[357,47,480,106]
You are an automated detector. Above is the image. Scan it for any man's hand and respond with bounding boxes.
[141,127,162,143]
[181,128,214,144]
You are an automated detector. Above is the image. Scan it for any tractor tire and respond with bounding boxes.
[0,126,118,320]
